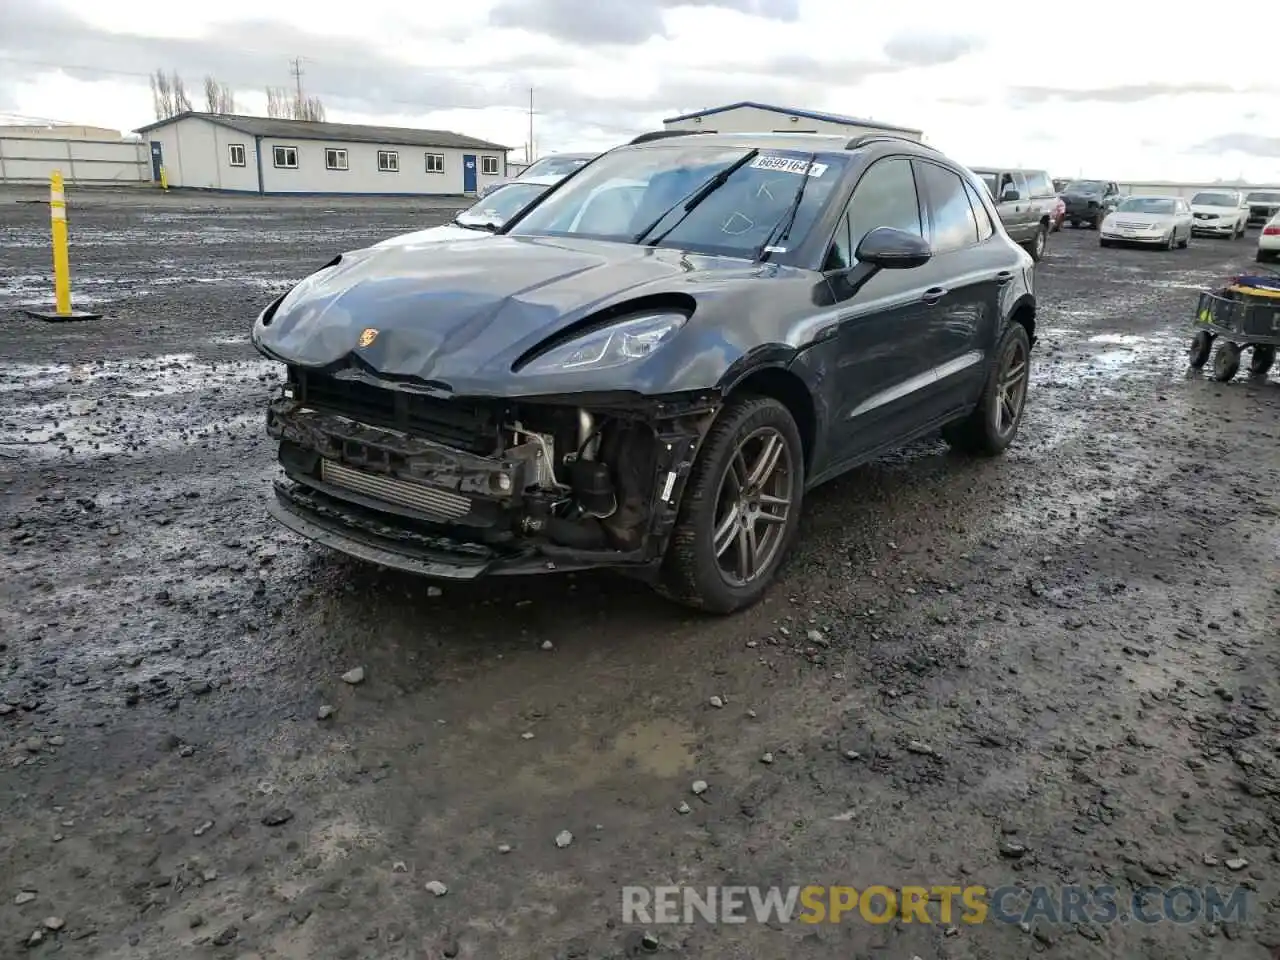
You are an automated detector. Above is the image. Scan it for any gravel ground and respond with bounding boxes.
[1,185,1278,959]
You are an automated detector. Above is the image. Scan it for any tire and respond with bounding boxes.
[942,323,1032,457]
[1100,239,1112,248]
[1259,250,1276,264]
[1179,227,1190,249]
[1070,219,1080,228]
[1027,224,1047,262]
[1188,331,1213,368]
[1212,341,1240,382]
[1165,230,1177,251]
[658,395,805,614]
[1250,345,1276,377]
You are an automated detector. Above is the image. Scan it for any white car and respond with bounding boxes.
[1258,210,1280,263]
[1099,195,1194,250]
[375,175,560,248]
[1190,189,1249,239]
[476,152,596,199]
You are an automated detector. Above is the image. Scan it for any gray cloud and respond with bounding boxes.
[882,30,982,66]
[488,0,799,46]
[0,0,919,150]
[1191,133,1280,158]
[1009,82,1276,105]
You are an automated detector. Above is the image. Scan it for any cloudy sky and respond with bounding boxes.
[3,0,1280,182]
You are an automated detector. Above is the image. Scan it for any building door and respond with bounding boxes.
[463,154,477,193]
[150,141,163,181]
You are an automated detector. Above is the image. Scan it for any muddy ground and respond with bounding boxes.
[1,185,1278,959]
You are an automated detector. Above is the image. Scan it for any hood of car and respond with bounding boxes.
[252,235,764,391]
[373,223,493,248]
[1191,205,1236,216]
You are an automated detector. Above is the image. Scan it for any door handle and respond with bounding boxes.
[922,287,948,305]
[995,271,1014,286]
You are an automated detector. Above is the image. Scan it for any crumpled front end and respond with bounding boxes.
[265,366,720,579]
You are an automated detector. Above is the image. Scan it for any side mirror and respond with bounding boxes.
[855,226,932,269]
[1001,188,1021,202]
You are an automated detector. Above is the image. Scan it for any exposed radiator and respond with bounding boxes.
[320,459,470,522]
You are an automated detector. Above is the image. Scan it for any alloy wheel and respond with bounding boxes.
[1034,228,1046,258]
[712,427,794,586]
[992,337,1029,439]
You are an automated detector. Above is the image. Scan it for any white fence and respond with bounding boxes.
[0,136,151,185]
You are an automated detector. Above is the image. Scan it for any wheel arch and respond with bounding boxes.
[1007,294,1037,347]
[721,363,817,473]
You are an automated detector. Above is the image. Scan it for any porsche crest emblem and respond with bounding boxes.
[357,328,378,348]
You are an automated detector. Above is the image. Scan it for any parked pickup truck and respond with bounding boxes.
[967,166,1058,261]
[1061,179,1121,228]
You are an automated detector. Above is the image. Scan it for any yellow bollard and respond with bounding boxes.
[50,171,72,315]
[22,170,100,322]
[160,165,168,191]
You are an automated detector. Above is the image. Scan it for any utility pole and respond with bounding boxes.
[290,57,304,117]
[528,87,535,164]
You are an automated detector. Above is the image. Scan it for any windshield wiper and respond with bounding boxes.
[453,218,500,232]
[754,152,816,262]
[631,149,760,244]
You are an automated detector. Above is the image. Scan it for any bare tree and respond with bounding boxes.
[297,96,326,122]
[265,86,289,119]
[150,70,173,120]
[172,74,192,114]
[203,76,236,114]
[264,85,325,121]
[150,69,193,119]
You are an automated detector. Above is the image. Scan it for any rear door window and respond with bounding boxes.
[917,161,980,253]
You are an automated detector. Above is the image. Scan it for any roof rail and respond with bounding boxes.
[628,130,706,145]
[846,133,937,152]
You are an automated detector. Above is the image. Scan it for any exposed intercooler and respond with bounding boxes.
[320,458,471,522]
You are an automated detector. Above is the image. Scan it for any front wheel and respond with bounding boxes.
[943,323,1032,456]
[659,396,805,613]
[1188,331,1214,368]
[1213,341,1241,382]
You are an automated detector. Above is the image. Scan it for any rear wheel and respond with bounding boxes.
[1250,345,1276,377]
[943,323,1031,456]
[1028,224,1048,261]
[659,396,804,613]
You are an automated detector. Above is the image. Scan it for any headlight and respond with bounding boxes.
[521,312,687,374]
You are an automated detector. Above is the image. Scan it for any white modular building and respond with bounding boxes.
[133,112,511,196]
[662,101,923,141]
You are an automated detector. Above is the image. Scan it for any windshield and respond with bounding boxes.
[1117,197,1174,214]
[1066,180,1106,194]
[1247,192,1280,203]
[456,182,550,227]
[506,144,849,258]
[521,156,591,178]
[1192,192,1237,207]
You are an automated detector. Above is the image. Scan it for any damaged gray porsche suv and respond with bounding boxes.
[252,130,1037,613]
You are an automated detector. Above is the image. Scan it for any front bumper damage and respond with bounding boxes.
[264,373,719,580]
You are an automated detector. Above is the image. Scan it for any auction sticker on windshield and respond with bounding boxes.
[750,155,829,178]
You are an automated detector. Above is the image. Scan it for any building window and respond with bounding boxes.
[325,148,348,171]
[481,155,500,176]
[377,150,399,172]
[425,152,445,174]
[273,145,298,169]
[228,143,246,167]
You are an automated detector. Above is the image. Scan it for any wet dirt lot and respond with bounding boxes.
[2,186,1279,959]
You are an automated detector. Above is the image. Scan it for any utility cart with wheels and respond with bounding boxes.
[1188,272,1280,382]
